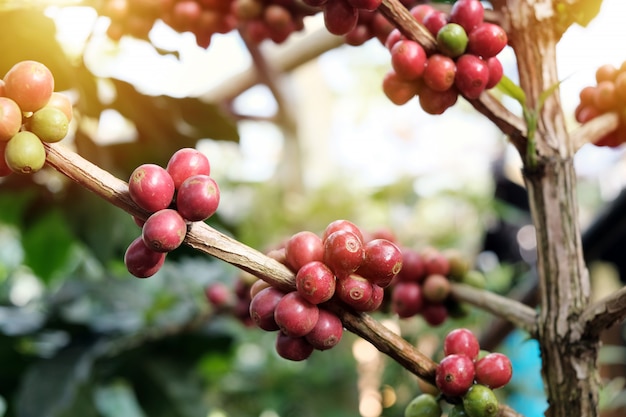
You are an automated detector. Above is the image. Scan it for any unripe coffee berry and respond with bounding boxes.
[463,384,499,417]
[403,393,441,417]
[4,131,46,174]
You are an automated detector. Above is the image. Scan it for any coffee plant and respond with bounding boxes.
[0,1,625,417]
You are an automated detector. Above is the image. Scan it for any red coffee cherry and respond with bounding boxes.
[382,69,419,105]
[396,247,426,282]
[422,273,451,303]
[205,282,233,309]
[323,230,364,274]
[421,301,448,326]
[141,208,187,252]
[485,57,504,89]
[423,54,457,92]
[285,231,324,272]
[124,236,166,278]
[454,54,490,100]
[128,164,175,213]
[347,0,382,11]
[322,219,364,243]
[335,273,373,310]
[422,9,448,37]
[435,353,476,397]
[323,0,358,36]
[305,308,343,350]
[275,332,314,361]
[444,328,480,360]
[175,174,220,221]
[419,84,459,115]
[467,22,508,59]
[3,60,55,112]
[391,281,423,318]
[475,352,513,389]
[410,4,435,24]
[422,248,451,276]
[249,286,285,331]
[449,0,484,33]
[391,40,428,81]
[296,261,336,304]
[166,147,211,189]
[273,291,320,337]
[357,238,403,287]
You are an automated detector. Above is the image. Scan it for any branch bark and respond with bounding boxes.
[579,285,626,339]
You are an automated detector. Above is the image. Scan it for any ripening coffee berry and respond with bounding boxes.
[404,393,442,417]
[285,231,324,272]
[444,328,480,360]
[4,131,46,174]
[141,208,187,252]
[46,92,73,122]
[175,174,220,221]
[305,308,343,350]
[357,238,403,287]
[474,352,513,389]
[391,281,423,318]
[124,236,166,278]
[0,97,22,142]
[422,248,451,276]
[26,106,70,143]
[249,286,285,331]
[323,230,364,274]
[128,164,175,213]
[336,273,373,310]
[166,147,211,189]
[422,273,451,303]
[323,0,358,36]
[454,54,490,100]
[347,0,382,11]
[275,332,314,361]
[423,54,457,92]
[418,84,459,115]
[449,0,484,33]
[3,60,55,112]
[273,291,320,337]
[391,40,428,81]
[462,384,499,417]
[435,353,475,397]
[382,70,419,105]
[296,261,336,304]
[467,22,508,59]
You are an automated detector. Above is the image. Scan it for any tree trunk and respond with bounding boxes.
[502,1,601,416]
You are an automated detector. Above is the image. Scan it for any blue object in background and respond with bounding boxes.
[502,329,549,417]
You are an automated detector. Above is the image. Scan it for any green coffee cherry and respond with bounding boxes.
[27,106,69,143]
[437,23,469,58]
[463,384,499,417]
[4,131,46,174]
[404,393,442,417]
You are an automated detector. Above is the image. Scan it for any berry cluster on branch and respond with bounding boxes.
[382,0,507,114]
[0,61,72,177]
[124,148,220,278]
[575,61,626,147]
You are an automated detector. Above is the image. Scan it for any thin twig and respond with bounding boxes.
[578,285,626,339]
[571,112,620,151]
[450,283,538,336]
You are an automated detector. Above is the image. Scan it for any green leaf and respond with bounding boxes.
[15,344,99,417]
[538,79,565,113]
[22,209,76,284]
[496,75,527,108]
[94,381,148,417]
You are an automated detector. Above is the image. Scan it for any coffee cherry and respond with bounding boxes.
[0,97,22,141]
[26,106,69,143]
[404,393,441,417]
[474,352,513,389]
[455,54,489,100]
[249,286,285,331]
[449,0,484,33]
[391,40,428,81]
[347,0,381,11]
[396,247,426,282]
[357,238,403,287]
[273,291,319,337]
[410,4,435,24]
[422,9,447,37]
[444,328,480,360]
[421,301,448,326]
[275,332,314,361]
[422,248,451,276]
[205,282,233,308]
[46,92,73,122]
[323,230,364,274]
[462,384,499,417]
[323,0,358,36]
[435,353,475,397]
[141,208,187,252]
[336,273,373,310]
[595,63,618,83]
[423,54,457,92]
[175,174,220,221]
[437,23,468,58]
[391,281,423,318]
[285,230,324,272]
[4,131,46,174]
[296,261,336,304]
[0,142,12,177]
[462,270,487,289]
[128,164,175,213]
[382,70,419,105]
[249,278,271,299]
[485,57,504,89]
[3,60,55,112]
[124,236,166,278]
[166,147,211,189]
[418,85,459,115]
[362,283,385,312]
[593,81,618,112]
[422,274,451,303]
[467,23,508,59]
[305,308,343,350]
[322,219,364,243]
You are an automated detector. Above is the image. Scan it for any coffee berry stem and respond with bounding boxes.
[450,283,538,335]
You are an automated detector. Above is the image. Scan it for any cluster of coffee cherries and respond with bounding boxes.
[389,246,485,326]
[0,60,72,177]
[101,0,237,48]
[405,328,513,417]
[124,148,220,278]
[382,0,507,114]
[575,61,626,147]
[243,219,404,361]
